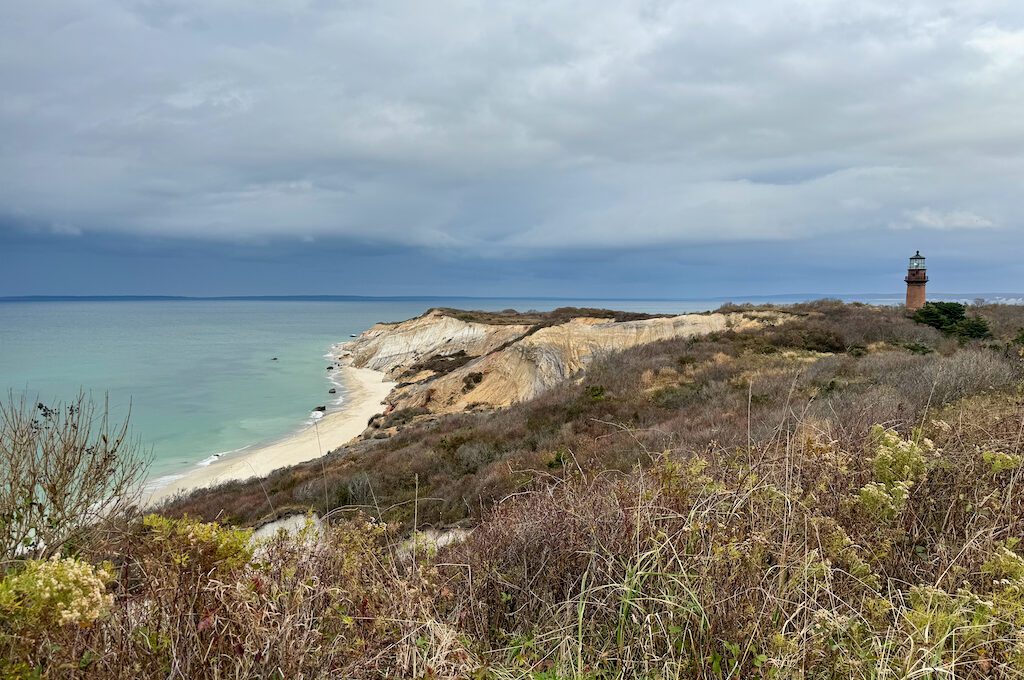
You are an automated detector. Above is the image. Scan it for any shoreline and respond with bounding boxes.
[146,361,393,504]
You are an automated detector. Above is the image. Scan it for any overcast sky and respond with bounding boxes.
[2,0,1022,297]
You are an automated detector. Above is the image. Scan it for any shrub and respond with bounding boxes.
[0,557,113,631]
[1,394,148,560]
[140,514,253,574]
[913,301,992,340]
[925,348,1015,404]
[855,427,931,520]
[867,426,930,487]
[982,449,1023,474]
[953,315,992,339]
[966,305,1024,341]
[5,318,1024,676]
[2,516,478,678]
[462,371,484,392]
[902,341,933,355]
[913,301,967,331]
[766,324,846,352]
[376,406,429,429]
[650,383,699,408]
[436,395,1024,677]
[161,302,1021,535]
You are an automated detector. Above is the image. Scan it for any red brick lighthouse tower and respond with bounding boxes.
[905,251,928,312]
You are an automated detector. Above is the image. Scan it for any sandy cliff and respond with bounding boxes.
[337,308,783,422]
[343,310,533,375]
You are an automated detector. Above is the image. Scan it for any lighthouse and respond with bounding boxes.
[904,251,928,312]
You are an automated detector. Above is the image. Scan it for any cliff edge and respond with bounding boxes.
[336,307,785,427]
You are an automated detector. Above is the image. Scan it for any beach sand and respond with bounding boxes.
[147,363,393,504]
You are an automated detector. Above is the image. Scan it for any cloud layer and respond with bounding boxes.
[2,0,1022,260]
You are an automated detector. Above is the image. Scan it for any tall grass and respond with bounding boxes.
[158,303,1024,532]
[437,391,1024,677]
[4,388,1024,677]
[4,302,1024,678]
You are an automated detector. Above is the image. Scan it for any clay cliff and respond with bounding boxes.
[341,310,532,376]
[335,308,786,427]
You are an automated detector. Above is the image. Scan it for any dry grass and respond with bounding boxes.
[160,303,1024,532]
[434,390,1024,677]
[4,388,1024,677]
[429,307,671,326]
[6,302,1024,678]
[3,513,478,678]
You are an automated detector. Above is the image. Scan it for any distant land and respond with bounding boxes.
[2,292,1022,303]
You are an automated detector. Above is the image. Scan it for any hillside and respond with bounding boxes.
[339,306,785,424]
[6,300,1024,678]
[161,301,1021,531]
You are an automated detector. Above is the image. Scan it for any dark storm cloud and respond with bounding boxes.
[1,0,1023,292]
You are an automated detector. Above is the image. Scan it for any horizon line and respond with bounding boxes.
[1,292,1020,304]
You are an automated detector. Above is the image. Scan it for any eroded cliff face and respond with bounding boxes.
[337,308,784,421]
[342,310,532,375]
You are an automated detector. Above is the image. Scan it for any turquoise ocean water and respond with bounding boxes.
[0,298,710,486]
[0,293,988,486]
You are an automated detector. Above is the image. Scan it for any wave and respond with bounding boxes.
[143,472,185,493]
[195,445,251,467]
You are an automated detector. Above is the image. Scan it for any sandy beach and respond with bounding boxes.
[147,362,394,504]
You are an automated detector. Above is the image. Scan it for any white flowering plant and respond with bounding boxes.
[0,556,113,631]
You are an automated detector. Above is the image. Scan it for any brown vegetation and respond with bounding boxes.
[5,301,1024,678]
[4,372,1024,677]
[1,393,148,560]
[397,349,475,381]
[430,306,671,326]
[160,301,1023,531]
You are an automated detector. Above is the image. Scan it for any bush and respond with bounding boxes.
[855,427,931,520]
[0,557,113,630]
[12,401,1024,678]
[162,302,1022,533]
[1,516,478,678]
[461,371,483,392]
[5,300,1024,677]
[953,315,992,339]
[650,383,700,408]
[902,341,933,355]
[913,301,967,331]
[913,301,992,340]
[140,514,253,575]
[439,400,1024,677]
[1,394,148,559]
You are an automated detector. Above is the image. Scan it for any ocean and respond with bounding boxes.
[0,293,1001,485]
